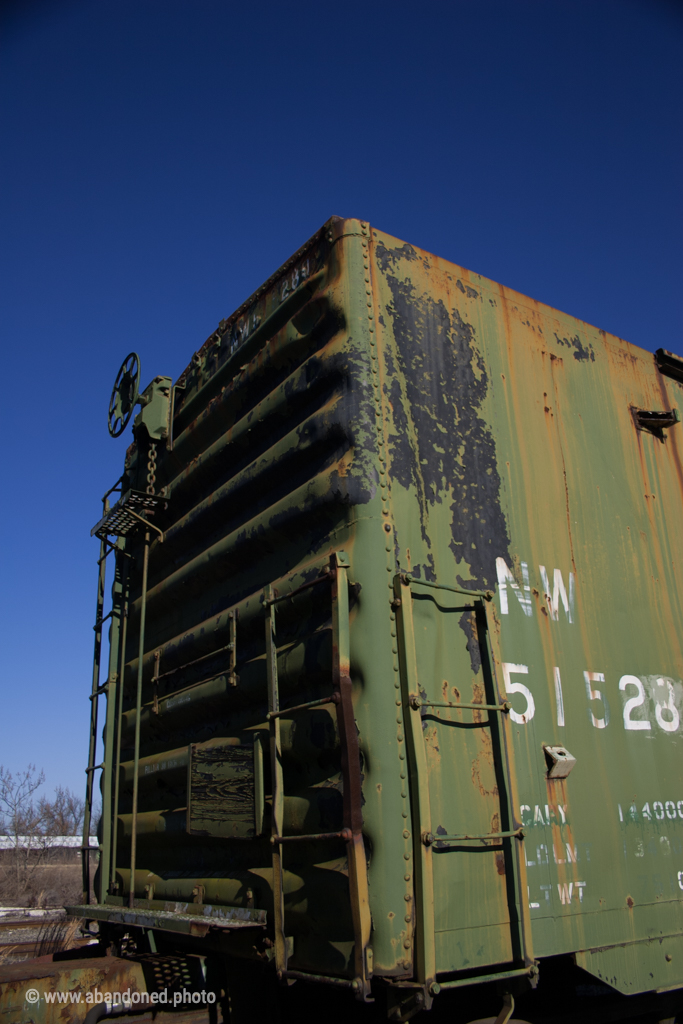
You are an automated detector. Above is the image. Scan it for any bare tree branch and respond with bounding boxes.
[0,765,47,897]
[39,786,85,837]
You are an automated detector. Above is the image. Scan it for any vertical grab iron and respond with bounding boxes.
[330,552,372,1000]
[265,584,288,979]
[99,549,126,899]
[129,528,151,908]
[109,562,129,894]
[82,521,109,904]
[394,573,436,995]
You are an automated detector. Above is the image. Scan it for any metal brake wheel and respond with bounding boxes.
[108,352,141,437]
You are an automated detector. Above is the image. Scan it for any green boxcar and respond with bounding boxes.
[78,217,683,1017]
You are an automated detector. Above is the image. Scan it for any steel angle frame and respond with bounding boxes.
[393,573,534,993]
[331,552,372,1000]
[394,573,436,994]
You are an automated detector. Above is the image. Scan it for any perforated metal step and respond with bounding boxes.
[91,489,167,540]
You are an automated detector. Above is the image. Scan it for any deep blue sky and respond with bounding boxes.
[1,0,681,800]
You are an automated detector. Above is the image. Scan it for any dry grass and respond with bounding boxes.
[0,864,82,908]
[36,916,82,957]
[0,945,18,965]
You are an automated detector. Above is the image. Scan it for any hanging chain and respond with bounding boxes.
[146,443,158,495]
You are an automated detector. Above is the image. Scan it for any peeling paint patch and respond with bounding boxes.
[554,333,595,362]
[374,241,512,635]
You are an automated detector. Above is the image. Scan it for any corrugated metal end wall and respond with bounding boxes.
[101,218,378,979]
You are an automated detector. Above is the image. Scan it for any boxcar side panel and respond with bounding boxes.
[369,225,683,992]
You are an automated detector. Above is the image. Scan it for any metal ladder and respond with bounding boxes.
[264,551,372,1001]
[393,572,536,997]
[82,478,125,905]
[83,482,165,906]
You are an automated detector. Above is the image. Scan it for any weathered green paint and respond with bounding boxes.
[86,217,683,1007]
[135,375,172,442]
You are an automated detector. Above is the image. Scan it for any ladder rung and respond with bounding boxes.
[90,679,112,696]
[410,696,511,714]
[271,828,352,845]
[97,546,115,565]
[98,547,132,565]
[267,693,340,720]
[264,571,333,606]
[436,964,538,992]
[400,573,492,601]
[423,828,524,845]
[283,969,357,989]
[155,641,234,681]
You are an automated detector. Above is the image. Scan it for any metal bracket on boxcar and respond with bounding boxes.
[134,375,173,443]
[655,348,683,385]
[632,406,679,442]
[543,744,576,779]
